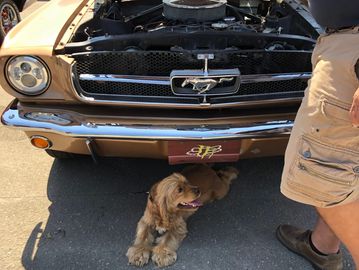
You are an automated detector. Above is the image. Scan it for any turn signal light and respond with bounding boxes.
[30,136,52,149]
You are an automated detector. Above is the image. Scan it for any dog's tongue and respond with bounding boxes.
[179,199,203,209]
[190,199,202,207]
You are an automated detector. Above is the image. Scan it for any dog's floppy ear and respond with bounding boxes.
[158,192,170,228]
[148,182,158,203]
[149,179,172,228]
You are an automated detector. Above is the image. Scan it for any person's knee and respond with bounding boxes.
[316,199,359,213]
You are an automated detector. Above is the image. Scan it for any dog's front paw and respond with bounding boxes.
[126,245,151,267]
[151,246,177,267]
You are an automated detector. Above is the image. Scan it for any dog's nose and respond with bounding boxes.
[192,187,200,196]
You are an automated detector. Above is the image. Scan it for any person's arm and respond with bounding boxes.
[349,60,359,126]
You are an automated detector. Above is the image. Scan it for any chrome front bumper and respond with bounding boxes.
[1,100,294,140]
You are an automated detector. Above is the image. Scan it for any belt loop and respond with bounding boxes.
[353,26,359,34]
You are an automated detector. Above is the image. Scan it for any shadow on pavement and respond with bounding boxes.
[20,156,355,270]
[21,157,184,269]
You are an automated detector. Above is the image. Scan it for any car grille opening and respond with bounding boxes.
[71,50,311,107]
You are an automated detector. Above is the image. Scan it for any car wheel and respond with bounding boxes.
[0,0,21,42]
[45,149,76,159]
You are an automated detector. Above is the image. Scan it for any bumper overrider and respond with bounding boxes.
[1,99,294,164]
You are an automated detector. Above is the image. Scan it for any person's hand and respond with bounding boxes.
[350,87,359,127]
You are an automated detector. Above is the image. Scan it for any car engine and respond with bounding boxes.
[68,0,318,51]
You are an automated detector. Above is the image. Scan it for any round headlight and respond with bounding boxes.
[6,56,50,95]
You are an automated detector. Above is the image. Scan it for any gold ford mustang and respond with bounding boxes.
[0,0,322,164]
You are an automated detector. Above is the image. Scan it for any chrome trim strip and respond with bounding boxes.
[2,101,293,140]
[240,73,312,83]
[79,72,311,85]
[79,74,171,86]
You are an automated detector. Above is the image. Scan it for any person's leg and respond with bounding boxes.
[311,216,340,255]
[316,200,359,267]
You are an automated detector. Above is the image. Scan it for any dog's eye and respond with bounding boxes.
[178,187,183,193]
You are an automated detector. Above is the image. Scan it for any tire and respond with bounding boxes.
[45,149,76,159]
[0,0,21,42]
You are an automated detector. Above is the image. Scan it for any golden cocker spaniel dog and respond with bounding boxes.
[126,164,238,267]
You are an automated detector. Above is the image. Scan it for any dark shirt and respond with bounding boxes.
[309,0,359,29]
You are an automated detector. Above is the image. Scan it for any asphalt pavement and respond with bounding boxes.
[0,1,355,270]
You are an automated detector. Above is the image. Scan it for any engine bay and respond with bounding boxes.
[66,0,319,52]
[66,0,315,108]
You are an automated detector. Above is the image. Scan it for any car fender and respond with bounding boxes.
[1,0,87,57]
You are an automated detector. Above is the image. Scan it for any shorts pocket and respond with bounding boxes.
[288,135,359,207]
[321,97,351,123]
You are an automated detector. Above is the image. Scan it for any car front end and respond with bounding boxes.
[0,0,322,164]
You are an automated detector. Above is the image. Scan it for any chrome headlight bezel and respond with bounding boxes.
[5,56,51,96]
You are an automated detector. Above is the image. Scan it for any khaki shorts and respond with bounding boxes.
[281,28,359,208]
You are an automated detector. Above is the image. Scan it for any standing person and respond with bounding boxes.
[276,0,359,270]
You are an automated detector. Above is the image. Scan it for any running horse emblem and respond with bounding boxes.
[181,77,234,94]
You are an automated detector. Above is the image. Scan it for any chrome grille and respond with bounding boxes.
[71,50,311,107]
[78,78,307,97]
[74,50,311,76]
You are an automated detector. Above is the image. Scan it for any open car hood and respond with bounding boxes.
[0,0,86,57]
